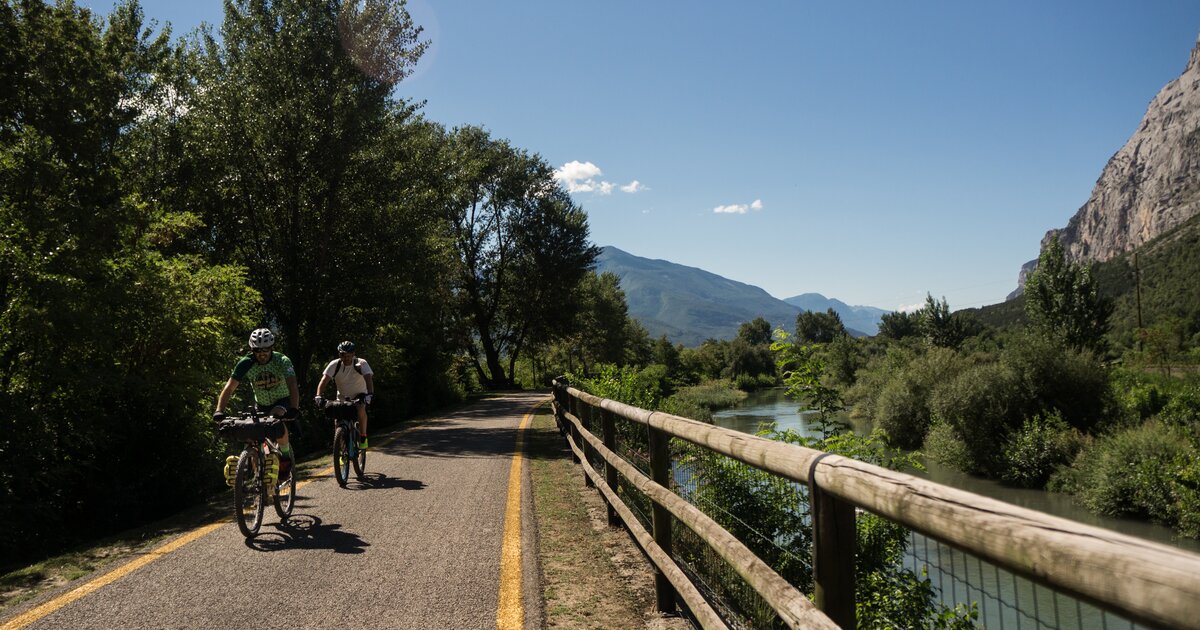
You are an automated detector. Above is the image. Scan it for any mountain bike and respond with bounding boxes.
[216,407,297,536]
[318,398,366,487]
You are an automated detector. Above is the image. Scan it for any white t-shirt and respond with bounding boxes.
[322,357,374,398]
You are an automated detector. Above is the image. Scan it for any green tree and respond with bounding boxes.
[651,335,682,375]
[737,316,773,346]
[178,0,432,387]
[795,308,847,344]
[442,126,598,387]
[920,293,968,349]
[878,309,920,340]
[1024,235,1112,352]
[563,271,637,373]
[0,0,256,565]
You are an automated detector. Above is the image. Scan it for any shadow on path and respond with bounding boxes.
[246,514,368,554]
[344,473,426,491]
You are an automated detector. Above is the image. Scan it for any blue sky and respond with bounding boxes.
[81,0,1200,312]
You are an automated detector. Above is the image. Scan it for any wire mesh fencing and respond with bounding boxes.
[555,384,1191,630]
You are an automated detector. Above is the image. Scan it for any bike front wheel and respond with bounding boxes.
[274,455,296,519]
[333,426,351,488]
[234,449,265,537]
[352,431,366,481]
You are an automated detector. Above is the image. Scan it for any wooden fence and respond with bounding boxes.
[551,377,1200,630]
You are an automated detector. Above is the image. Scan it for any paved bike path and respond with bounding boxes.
[2,392,549,630]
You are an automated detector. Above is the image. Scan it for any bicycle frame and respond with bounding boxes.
[220,406,296,537]
[323,399,366,487]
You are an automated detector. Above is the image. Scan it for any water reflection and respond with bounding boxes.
[712,388,1200,554]
[710,387,1199,628]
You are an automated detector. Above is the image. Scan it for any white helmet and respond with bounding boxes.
[248,328,275,349]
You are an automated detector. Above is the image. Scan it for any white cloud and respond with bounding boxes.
[554,160,602,183]
[897,303,924,313]
[713,199,764,215]
[554,161,643,196]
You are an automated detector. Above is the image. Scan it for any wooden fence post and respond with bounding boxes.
[601,408,619,526]
[567,395,581,464]
[648,425,676,614]
[581,402,595,488]
[811,459,856,629]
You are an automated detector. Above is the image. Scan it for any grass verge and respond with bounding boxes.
[526,409,690,629]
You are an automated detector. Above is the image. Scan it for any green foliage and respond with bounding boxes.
[1050,421,1194,528]
[795,308,847,344]
[1023,234,1112,352]
[0,0,259,566]
[877,309,921,341]
[928,362,1025,475]
[1001,411,1082,488]
[918,294,972,349]
[773,336,845,437]
[822,334,865,387]
[1000,332,1114,432]
[737,316,773,346]
[852,346,971,449]
[575,364,660,411]
[438,126,601,387]
[670,380,746,412]
[922,421,974,472]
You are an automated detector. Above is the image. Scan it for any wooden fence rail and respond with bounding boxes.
[551,377,1200,630]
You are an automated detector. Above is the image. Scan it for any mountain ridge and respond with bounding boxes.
[595,246,885,346]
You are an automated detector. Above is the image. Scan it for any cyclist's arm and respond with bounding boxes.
[364,374,374,397]
[287,375,299,410]
[216,377,240,414]
[315,373,331,398]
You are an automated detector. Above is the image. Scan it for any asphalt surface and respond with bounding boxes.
[3,392,550,630]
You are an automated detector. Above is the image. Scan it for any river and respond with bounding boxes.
[710,387,1200,628]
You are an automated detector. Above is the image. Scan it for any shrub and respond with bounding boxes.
[1054,421,1188,525]
[1001,411,1082,488]
[1160,386,1200,427]
[922,420,973,471]
[671,380,747,411]
[1001,332,1114,431]
[858,346,971,449]
[928,362,1025,475]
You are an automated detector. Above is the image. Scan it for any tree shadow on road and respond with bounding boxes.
[245,514,368,554]
[344,473,426,491]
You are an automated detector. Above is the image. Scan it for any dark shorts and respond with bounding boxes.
[257,396,291,413]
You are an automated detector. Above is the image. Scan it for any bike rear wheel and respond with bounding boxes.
[234,449,265,537]
[333,426,351,487]
[274,454,295,518]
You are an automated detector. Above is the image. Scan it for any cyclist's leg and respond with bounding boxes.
[354,393,369,448]
[266,397,293,478]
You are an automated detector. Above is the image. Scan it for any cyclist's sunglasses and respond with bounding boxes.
[252,348,272,354]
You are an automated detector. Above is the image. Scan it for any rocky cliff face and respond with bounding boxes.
[1012,35,1200,298]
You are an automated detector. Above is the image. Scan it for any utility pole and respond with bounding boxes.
[1134,251,1143,352]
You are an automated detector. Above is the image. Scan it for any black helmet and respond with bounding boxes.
[337,340,356,353]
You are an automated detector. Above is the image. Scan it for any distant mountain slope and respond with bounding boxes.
[594,247,882,346]
[782,293,887,336]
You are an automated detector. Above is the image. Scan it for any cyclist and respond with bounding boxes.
[214,328,300,487]
[314,340,374,450]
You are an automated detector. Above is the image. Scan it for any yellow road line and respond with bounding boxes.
[496,401,543,630]
[0,522,223,630]
[2,425,410,629]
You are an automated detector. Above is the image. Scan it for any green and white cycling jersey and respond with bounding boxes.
[231,352,296,406]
